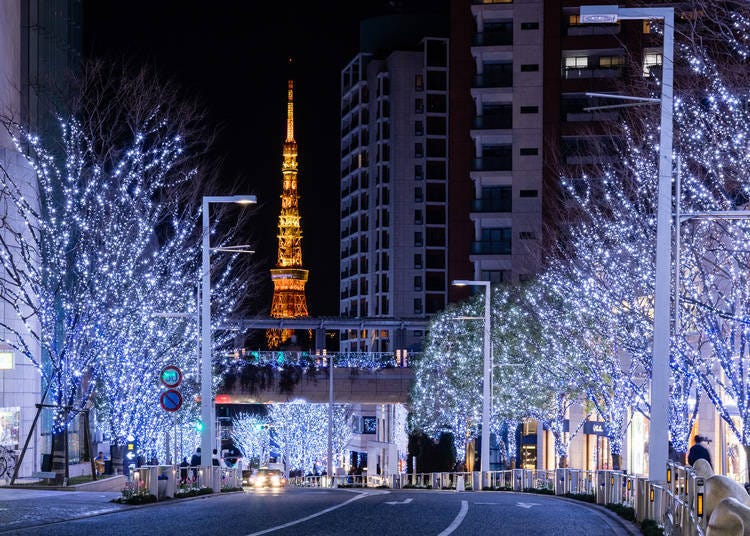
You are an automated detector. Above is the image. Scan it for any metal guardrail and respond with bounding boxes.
[121,462,706,533]
[286,464,707,534]
[126,465,242,500]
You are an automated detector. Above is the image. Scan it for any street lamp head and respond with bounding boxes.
[579,5,619,23]
[232,196,256,205]
[452,279,490,288]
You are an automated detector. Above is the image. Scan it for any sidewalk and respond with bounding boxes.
[0,487,125,533]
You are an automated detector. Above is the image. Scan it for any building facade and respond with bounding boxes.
[0,0,81,479]
[339,14,449,354]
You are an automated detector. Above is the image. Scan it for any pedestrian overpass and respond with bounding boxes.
[216,316,428,405]
[216,351,415,404]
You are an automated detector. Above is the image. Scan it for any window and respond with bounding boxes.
[426,160,446,180]
[415,120,424,136]
[413,298,423,314]
[415,74,424,91]
[426,94,447,113]
[414,231,423,247]
[426,70,447,90]
[362,417,377,434]
[599,56,624,68]
[380,296,389,315]
[414,254,423,269]
[520,147,538,155]
[414,187,424,202]
[520,231,536,239]
[520,189,538,198]
[643,49,663,76]
[426,116,446,135]
[426,39,447,66]
[415,98,424,113]
[426,250,445,268]
[415,143,424,158]
[414,210,423,225]
[564,56,588,69]
[520,106,538,114]
[521,22,539,30]
[426,138,446,157]
[414,276,423,291]
[520,64,539,72]
[415,164,424,180]
[426,183,446,202]
[481,269,511,283]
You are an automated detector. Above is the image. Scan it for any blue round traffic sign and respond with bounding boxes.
[160,389,183,412]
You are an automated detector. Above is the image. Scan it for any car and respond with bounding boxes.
[246,468,287,488]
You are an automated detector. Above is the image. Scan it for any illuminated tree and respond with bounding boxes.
[231,413,272,468]
[268,401,352,475]
[0,62,255,468]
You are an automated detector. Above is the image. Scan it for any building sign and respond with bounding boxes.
[0,351,12,370]
[584,420,607,436]
[0,407,20,449]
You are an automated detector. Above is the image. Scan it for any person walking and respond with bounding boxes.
[189,447,201,480]
[212,448,221,467]
[179,456,190,483]
[94,451,106,476]
[688,435,712,468]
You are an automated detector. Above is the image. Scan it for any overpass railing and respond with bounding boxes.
[232,351,418,369]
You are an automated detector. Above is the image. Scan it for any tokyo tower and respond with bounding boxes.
[267,73,309,348]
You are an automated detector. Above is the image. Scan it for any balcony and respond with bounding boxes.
[563,67,622,80]
[471,198,512,213]
[472,156,512,172]
[472,72,513,88]
[471,241,511,255]
[472,115,512,130]
[473,30,512,47]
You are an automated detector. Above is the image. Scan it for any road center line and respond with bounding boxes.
[243,491,371,536]
[437,500,469,536]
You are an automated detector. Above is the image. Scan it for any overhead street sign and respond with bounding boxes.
[160,389,183,412]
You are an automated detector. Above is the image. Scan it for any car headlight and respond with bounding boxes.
[270,475,280,486]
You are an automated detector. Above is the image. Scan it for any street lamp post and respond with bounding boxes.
[580,4,674,482]
[452,280,492,480]
[201,195,256,467]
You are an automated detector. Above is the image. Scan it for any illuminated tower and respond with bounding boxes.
[267,75,309,348]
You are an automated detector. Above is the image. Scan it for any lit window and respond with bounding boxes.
[643,50,663,76]
[599,56,624,68]
[564,56,588,69]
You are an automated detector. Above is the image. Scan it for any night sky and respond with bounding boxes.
[81,1,447,317]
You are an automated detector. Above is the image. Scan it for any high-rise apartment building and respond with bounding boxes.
[339,14,449,353]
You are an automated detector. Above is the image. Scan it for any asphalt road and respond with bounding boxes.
[0,487,640,535]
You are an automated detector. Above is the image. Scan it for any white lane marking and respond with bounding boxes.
[517,502,540,509]
[385,497,413,505]
[437,500,469,536]
[243,490,371,536]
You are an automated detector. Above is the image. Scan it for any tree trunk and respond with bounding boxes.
[558,455,568,469]
[744,445,750,485]
[611,453,621,471]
